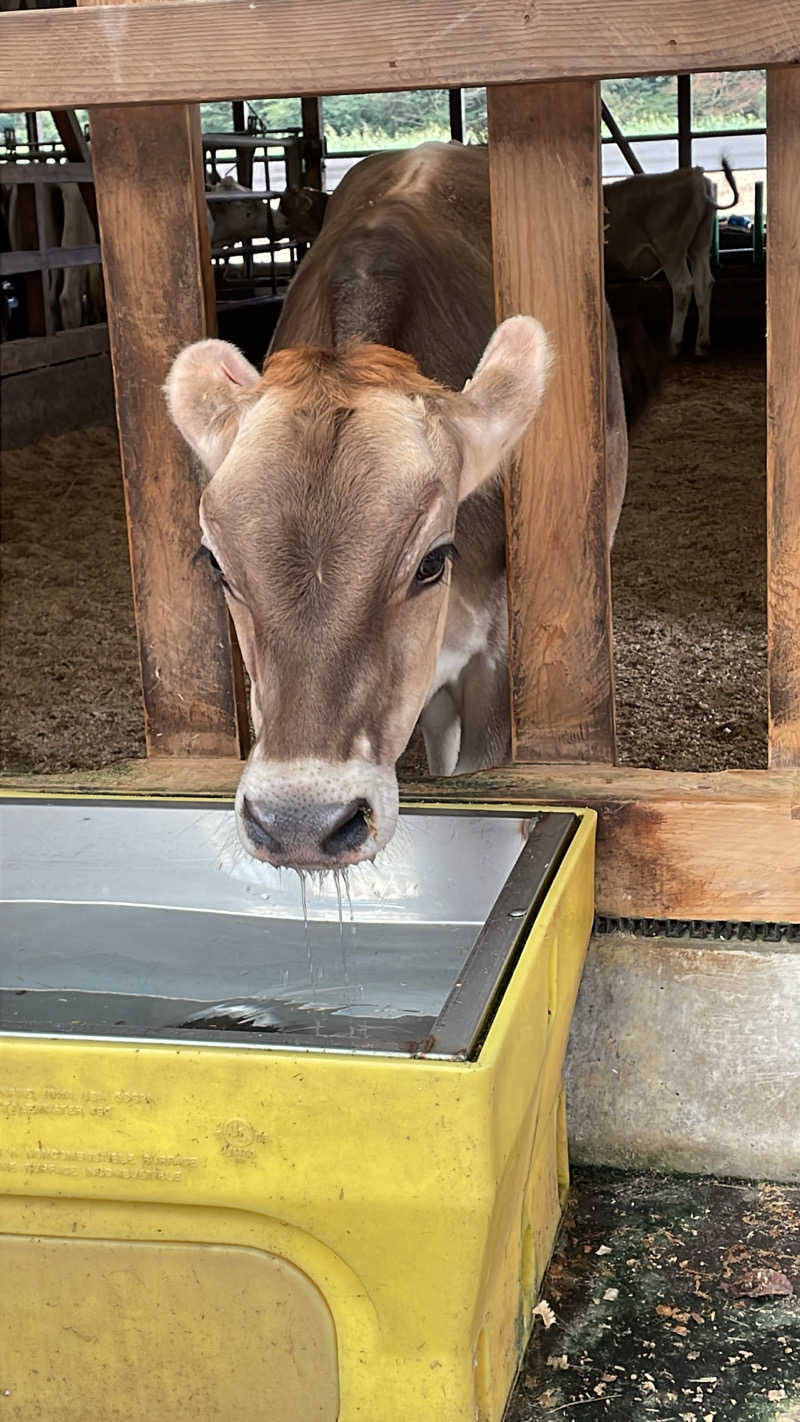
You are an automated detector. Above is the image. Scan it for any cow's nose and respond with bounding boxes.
[241,796,372,865]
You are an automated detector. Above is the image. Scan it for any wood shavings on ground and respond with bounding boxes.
[1,355,768,777]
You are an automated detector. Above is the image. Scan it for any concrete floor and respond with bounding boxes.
[508,1168,799,1421]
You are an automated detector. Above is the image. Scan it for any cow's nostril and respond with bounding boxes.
[242,797,283,855]
[321,799,372,856]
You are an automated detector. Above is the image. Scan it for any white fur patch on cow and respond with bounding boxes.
[427,601,495,701]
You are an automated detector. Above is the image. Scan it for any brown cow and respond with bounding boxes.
[166,142,629,870]
[273,185,330,245]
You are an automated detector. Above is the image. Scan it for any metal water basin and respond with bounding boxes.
[0,797,576,1058]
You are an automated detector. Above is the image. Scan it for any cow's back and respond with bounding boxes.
[604,167,709,276]
[272,139,630,547]
[271,143,495,390]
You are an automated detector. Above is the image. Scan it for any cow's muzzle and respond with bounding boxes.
[242,796,372,865]
[235,755,399,869]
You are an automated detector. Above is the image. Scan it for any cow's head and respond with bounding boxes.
[165,319,550,869]
[273,186,330,244]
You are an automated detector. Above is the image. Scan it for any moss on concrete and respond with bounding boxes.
[508,1169,799,1420]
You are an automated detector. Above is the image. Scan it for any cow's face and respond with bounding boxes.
[165,321,550,870]
[273,186,330,244]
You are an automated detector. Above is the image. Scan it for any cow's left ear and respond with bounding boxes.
[164,339,262,476]
[448,316,553,501]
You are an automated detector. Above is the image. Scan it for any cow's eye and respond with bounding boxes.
[414,543,457,587]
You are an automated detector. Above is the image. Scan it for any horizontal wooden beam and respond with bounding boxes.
[0,162,92,184]
[0,0,798,110]
[0,244,101,276]
[0,323,108,376]
[3,762,798,923]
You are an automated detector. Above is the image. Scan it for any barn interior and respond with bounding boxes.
[1,56,798,1422]
[0,78,769,776]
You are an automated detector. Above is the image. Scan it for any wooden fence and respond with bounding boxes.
[0,0,798,923]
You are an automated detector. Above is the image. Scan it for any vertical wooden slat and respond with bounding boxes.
[487,80,615,764]
[766,66,800,768]
[82,86,246,756]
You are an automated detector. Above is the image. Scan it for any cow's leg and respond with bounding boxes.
[419,685,461,776]
[688,218,715,357]
[87,264,106,325]
[662,256,694,356]
[59,269,85,330]
[58,184,89,330]
[455,653,511,774]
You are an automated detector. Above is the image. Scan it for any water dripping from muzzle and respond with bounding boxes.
[296,871,315,998]
[333,869,349,986]
[343,871,356,938]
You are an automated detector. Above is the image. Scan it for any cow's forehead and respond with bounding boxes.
[204,385,452,530]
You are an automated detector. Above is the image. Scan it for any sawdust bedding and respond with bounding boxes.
[0,353,766,776]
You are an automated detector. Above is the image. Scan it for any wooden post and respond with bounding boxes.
[448,89,465,143]
[766,66,800,768]
[677,74,692,168]
[300,96,325,189]
[231,99,254,187]
[78,0,246,757]
[487,80,615,764]
[24,111,38,150]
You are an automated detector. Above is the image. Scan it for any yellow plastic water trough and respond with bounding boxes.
[0,793,595,1421]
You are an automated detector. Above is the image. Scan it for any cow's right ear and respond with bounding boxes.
[164,339,262,475]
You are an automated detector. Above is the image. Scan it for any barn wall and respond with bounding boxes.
[1,354,114,449]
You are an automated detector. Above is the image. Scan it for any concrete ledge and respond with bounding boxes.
[566,933,800,1184]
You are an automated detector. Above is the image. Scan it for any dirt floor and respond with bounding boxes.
[0,351,766,775]
[507,1168,800,1422]
[612,351,766,770]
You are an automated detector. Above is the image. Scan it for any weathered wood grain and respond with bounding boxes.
[3,764,798,922]
[0,162,93,186]
[0,325,108,377]
[0,1,798,110]
[87,101,245,756]
[766,67,800,768]
[1,245,101,277]
[488,80,615,763]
